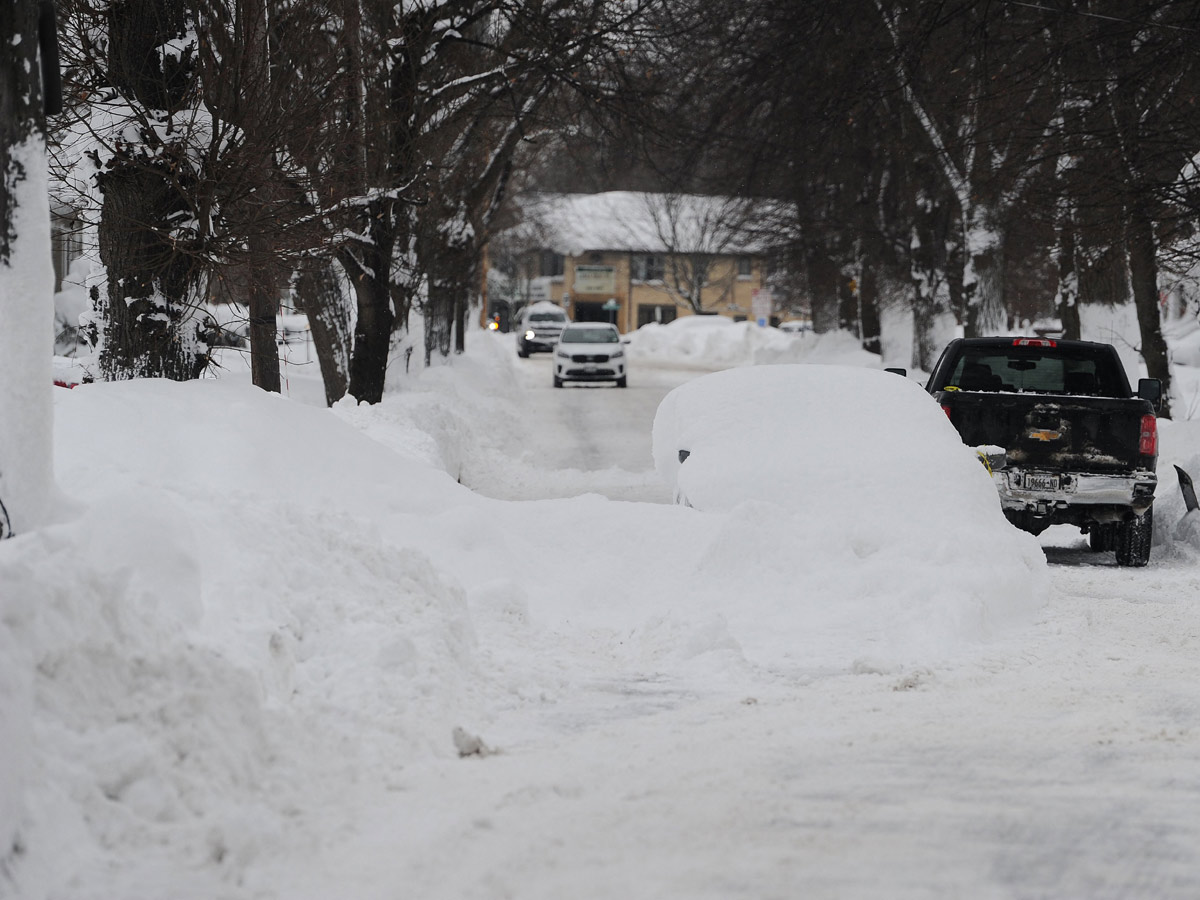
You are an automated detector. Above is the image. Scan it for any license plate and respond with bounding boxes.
[1025,472,1060,491]
[584,365,597,372]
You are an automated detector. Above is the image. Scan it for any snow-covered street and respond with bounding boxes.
[5,322,1200,899]
[380,338,1200,900]
[461,351,688,504]
[276,574,1200,900]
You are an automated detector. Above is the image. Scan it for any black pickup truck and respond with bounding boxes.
[924,337,1162,566]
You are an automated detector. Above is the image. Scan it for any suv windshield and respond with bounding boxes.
[528,312,565,322]
[561,327,618,344]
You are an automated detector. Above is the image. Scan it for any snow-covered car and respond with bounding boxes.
[654,364,995,510]
[553,322,627,388]
[517,302,569,357]
[653,363,1044,548]
[276,313,310,346]
[651,363,1048,658]
[778,319,811,334]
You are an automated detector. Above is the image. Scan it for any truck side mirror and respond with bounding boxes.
[1138,378,1162,411]
[885,367,907,377]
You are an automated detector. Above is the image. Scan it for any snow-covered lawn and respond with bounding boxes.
[4,317,1200,898]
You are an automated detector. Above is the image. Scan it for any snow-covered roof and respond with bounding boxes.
[513,191,790,257]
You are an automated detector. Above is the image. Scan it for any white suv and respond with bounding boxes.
[553,322,627,388]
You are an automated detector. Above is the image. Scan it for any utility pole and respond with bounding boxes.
[0,0,61,538]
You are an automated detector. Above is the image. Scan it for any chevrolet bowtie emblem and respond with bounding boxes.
[1029,430,1061,441]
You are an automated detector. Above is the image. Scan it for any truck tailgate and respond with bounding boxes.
[943,392,1150,474]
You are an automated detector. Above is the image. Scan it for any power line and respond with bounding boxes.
[1000,0,1200,34]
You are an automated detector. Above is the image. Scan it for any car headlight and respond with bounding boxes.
[556,348,569,358]
[611,349,624,358]
[524,330,536,340]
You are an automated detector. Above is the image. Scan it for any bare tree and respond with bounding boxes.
[639,194,760,315]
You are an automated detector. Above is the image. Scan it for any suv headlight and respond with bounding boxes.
[524,330,536,340]
[611,349,624,358]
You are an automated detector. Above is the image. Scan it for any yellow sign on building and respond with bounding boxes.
[574,265,616,295]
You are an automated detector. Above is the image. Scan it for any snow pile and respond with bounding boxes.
[344,334,527,481]
[2,378,493,896]
[653,364,1050,659]
[629,317,881,370]
[1155,418,1200,556]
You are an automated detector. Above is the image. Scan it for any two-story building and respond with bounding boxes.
[492,191,783,333]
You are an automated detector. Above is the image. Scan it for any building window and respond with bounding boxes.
[540,251,564,278]
[736,256,753,279]
[637,304,677,328]
[632,254,665,282]
[50,210,84,293]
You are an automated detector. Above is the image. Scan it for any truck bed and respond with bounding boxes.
[943,391,1153,475]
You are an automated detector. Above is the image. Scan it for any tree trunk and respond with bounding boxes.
[804,241,840,334]
[964,221,1007,337]
[1056,209,1081,341]
[296,257,351,406]
[454,293,467,355]
[911,283,945,373]
[837,275,857,335]
[857,262,882,355]
[341,200,396,404]
[343,247,394,404]
[233,0,280,393]
[247,232,281,393]
[425,279,454,364]
[0,0,56,539]
[1127,203,1172,417]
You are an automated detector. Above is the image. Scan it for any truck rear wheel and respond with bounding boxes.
[1115,506,1153,567]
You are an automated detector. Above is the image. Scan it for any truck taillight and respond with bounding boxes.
[1139,414,1157,456]
[941,404,952,419]
[1012,337,1056,348]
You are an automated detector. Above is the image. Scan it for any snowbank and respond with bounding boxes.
[2,379,490,896]
[629,317,881,370]
[652,364,1050,660]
